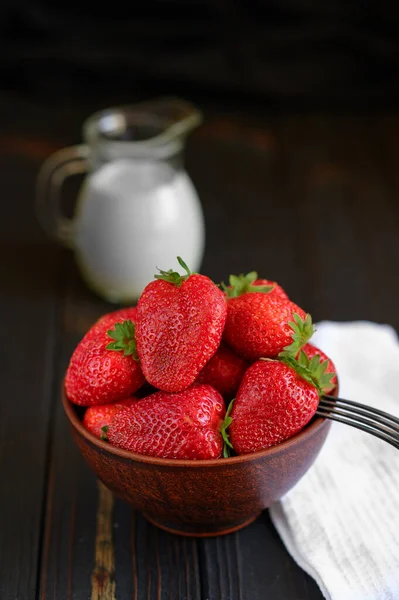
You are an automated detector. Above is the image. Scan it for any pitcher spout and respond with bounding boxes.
[83,97,202,162]
[140,97,203,139]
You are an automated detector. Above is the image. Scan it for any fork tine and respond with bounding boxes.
[323,395,399,428]
[317,404,399,437]
[315,409,399,449]
[319,398,399,432]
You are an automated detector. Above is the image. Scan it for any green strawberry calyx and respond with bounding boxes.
[100,425,109,441]
[278,313,315,358]
[276,312,332,394]
[220,398,235,458]
[221,271,274,298]
[279,352,335,396]
[154,256,192,286]
[106,319,139,360]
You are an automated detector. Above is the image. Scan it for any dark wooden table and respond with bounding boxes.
[2,93,399,599]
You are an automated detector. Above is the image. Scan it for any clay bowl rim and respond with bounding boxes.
[62,383,330,469]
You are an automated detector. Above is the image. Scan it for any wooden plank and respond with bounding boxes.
[276,115,399,327]
[38,346,98,599]
[38,265,112,600]
[199,513,321,600]
[187,118,308,300]
[132,513,201,600]
[0,151,62,600]
[286,117,375,320]
[113,500,202,600]
[91,482,116,600]
[365,116,399,328]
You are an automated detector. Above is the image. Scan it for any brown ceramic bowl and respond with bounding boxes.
[63,385,333,537]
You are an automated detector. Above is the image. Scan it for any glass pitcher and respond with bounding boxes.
[36,98,205,303]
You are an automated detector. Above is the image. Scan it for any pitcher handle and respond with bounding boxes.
[36,144,90,247]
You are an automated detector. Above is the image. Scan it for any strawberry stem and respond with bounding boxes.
[154,256,192,286]
[221,398,235,458]
[221,271,274,298]
[176,256,191,276]
[106,320,139,360]
[278,313,315,358]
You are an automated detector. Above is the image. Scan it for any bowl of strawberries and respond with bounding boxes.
[63,259,337,536]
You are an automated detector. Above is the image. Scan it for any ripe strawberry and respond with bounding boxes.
[228,360,319,454]
[65,315,145,406]
[223,287,313,360]
[136,257,227,392]
[79,307,138,344]
[299,343,337,393]
[95,307,137,329]
[196,343,248,399]
[252,278,288,301]
[227,332,336,455]
[108,384,229,460]
[83,397,139,439]
[222,271,288,301]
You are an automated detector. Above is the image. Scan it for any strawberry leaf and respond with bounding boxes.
[221,271,274,298]
[106,319,139,360]
[220,398,235,458]
[154,256,192,286]
[298,350,308,367]
[278,313,315,358]
[280,353,335,395]
[100,425,109,441]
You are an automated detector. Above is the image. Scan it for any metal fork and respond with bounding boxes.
[316,395,399,449]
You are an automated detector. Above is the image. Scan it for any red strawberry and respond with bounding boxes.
[229,360,320,454]
[136,257,227,392]
[196,343,248,399]
[252,279,288,301]
[108,384,227,460]
[95,307,137,329]
[79,307,138,344]
[300,343,337,393]
[83,397,139,438]
[222,271,288,301]
[65,314,145,406]
[223,290,312,361]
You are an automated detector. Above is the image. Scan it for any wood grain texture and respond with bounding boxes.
[113,503,202,600]
[38,264,113,600]
[91,482,116,600]
[1,95,399,599]
[199,513,322,600]
[0,150,61,600]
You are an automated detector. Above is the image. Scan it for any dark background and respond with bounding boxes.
[1,0,399,109]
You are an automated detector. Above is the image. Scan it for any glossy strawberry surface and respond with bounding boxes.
[136,274,227,392]
[108,384,226,459]
[230,360,319,454]
[196,343,248,399]
[95,307,137,330]
[252,278,288,301]
[300,343,338,393]
[83,397,139,438]
[65,308,145,406]
[224,295,307,361]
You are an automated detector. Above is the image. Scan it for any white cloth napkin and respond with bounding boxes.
[269,322,399,600]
